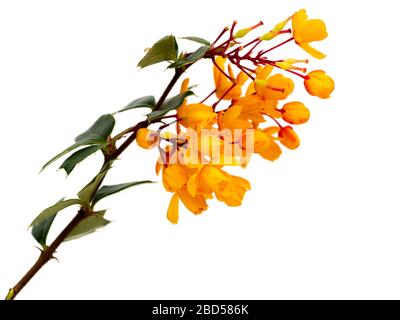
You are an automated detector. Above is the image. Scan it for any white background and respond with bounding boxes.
[0,0,399,300]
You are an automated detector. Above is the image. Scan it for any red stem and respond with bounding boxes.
[212,27,229,46]
[212,83,236,110]
[262,37,294,55]
[200,89,216,104]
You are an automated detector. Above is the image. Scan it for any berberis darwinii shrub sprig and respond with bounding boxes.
[5,9,334,300]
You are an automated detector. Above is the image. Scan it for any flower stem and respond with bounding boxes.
[5,209,87,300]
[262,37,294,54]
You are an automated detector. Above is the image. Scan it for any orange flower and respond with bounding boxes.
[177,103,216,131]
[258,140,282,161]
[233,66,292,122]
[304,70,335,99]
[199,165,250,207]
[162,162,251,223]
[136,128,158,149]
[162,164,189,192]
[217,105,251,130]
[254,74,294,101]
[292,9,328,59]
[278,126,300,150]
[213,56,248,100]
[162,164,209,224]
[167,190,209,224]
[281,102,310,124]
[258,127,282,161]
[240,129,272,153]
[235,94,280,121]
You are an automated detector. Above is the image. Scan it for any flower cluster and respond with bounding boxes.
[137,9,334,223]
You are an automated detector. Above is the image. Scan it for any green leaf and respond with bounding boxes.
[137,35,178,68]
[92,180,154,206]
[64,211,110,242]
[78,162,112,204]
[60,145,101,175]
[75,114,115,142]
[169,45,210,69]
[117,96,156,113]
[41,138,101,172]
[147,91,194,122]
[180,36,210,45]
[32,214,56,248]
[31,198,65,248]
[30,199,85,227]
[41,114,115,172]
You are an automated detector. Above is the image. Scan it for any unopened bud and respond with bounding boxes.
[234,28,252,39]
[234,21,263,39]
[259,17,290,41]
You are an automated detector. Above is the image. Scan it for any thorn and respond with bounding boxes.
[34,246,44,254]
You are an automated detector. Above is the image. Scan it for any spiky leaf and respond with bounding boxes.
[60,145,101,175]
[117,96,156,113]
[30,199,85,227]
[180,36,210,45]
[77,162,112,204]
[64,211,110,242]
[92,180,154,206]
[137,35,178,68]
[169,45,210,68]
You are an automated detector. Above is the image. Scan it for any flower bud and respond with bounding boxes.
[281,102,310,125]
[259,18,290,41]
[278,126,300,149]
[136,128,159,149]
[234,21,263,39]
[304,70,334,99]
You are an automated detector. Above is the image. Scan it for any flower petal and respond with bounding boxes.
[299,43,326,59]
[299,19,328,42]
[167,193,179,224]
[292,9,308,39]
[178,189,208,214]
[259,140,282,161]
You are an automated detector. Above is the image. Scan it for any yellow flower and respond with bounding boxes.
[213,57,248,100]
[136,128,158,149]
[304,70,335,99]
[292,9,328,59]
[281,102,310,124]
[278,126,300,150]
[177,103,216,131]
